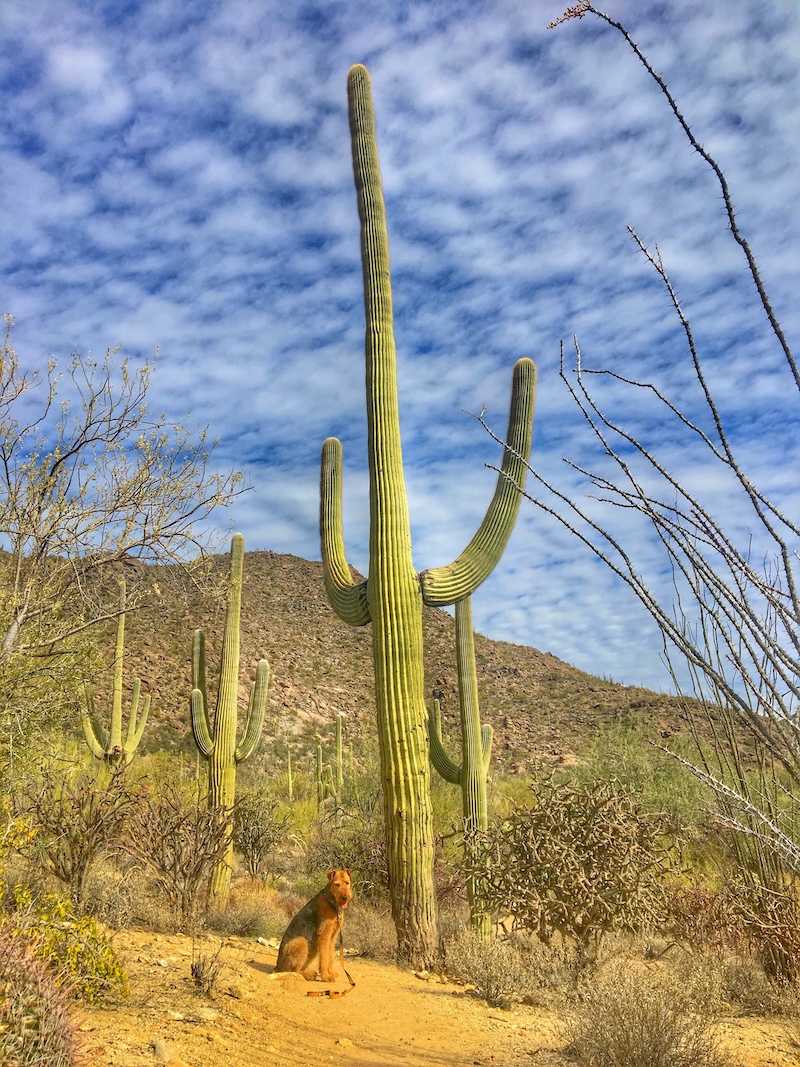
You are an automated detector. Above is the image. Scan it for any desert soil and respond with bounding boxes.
[77,928,800,1067]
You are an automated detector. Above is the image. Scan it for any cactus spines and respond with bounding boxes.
[429,597,493,936]
[82,579,150,784]
[190,532,269,910]
[319,64,536,966]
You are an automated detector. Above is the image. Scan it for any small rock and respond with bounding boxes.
[193,1007,219,1022]
[151,1039,174,1062]
[413,970,431,981]
[335,1037,354,1047]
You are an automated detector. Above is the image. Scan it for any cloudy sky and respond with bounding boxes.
[1,0,798,692]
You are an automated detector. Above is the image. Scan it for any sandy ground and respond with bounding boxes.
[76,928,800,1067]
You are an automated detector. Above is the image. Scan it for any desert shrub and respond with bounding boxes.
[726,873,800,987]
[666,884,744,954]
[464,777,672,963]
[306,806,389,902]
[6,886,128,1003]
[14,772,142,906]
[571,720,713,823]
[233,788,290,880]
[190,938,227,998]
[208,880,289,940]
[117,786,233,932]
[565,960,732,1067]
[81,855,150,929]
[719,954,798,1016]
[0,924,83,1067]
[343,902,397,961]
[444,928,534,1009]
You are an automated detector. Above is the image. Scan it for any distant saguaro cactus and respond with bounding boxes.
[190,533,269,910]
[82,579,150,786]
[319,64,536,966]
[429,597,493,937]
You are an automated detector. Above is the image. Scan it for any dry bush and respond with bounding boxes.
[305,809,389,902]
[726,875,800,987]
[720,955,799,1016]
[208,880,289,940]
[444,928,535,1009]
[82,856,149,929]
[117,786,233,932]
[666,885,744,954]
[190,938,227,998]
[343,903,397,962]
[566,960,732,1067]
[233,789,291,881]
[14,772,142,907]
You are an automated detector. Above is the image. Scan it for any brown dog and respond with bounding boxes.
[276,869,353,982]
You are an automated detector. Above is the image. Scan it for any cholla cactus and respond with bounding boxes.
[190,533,269,910]
[82,579,149,785]
[319,64,536,964]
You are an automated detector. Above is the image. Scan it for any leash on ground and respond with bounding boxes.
[306,928,355,999]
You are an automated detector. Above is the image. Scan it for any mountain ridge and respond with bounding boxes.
[97,548,693,772]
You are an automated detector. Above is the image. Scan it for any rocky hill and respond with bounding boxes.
[96,548,694,774]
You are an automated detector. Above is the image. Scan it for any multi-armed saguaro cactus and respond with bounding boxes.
[82,578,150,786]
[320,64,536,965]
[190,533,269,910]
[429,596,493,937]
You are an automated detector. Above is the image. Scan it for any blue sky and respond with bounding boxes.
[1,0,798,691]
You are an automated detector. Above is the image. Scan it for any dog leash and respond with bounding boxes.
[306,923,355,999]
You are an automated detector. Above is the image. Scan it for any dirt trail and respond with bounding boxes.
[77,928,799,1067]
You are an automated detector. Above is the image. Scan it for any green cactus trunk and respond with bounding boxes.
[82,579,150,787]
[429,597,493,937]
[190,533,269,911]
[320,65,536,967]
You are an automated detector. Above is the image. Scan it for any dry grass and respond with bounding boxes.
[208,879,290,940]
[565,959,732,1067]
[443,928,538,1009]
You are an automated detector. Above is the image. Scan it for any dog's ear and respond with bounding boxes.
[327,869,336,881]
[343,868,351,878]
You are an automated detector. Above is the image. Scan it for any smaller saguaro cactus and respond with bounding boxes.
[429,596,493,936]
[190,532,269,911]
[334,712,344,797]
[82,579,150,785]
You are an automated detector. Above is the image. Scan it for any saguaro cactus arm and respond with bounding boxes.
[81,690,107,760]
[124,680,150,754]
[481,722,494,773]
[421,356,537,606]
[235,658,269,763]
[429,697,493,786]
[428,694,461,785]
[320,436,371,626]
[190,629,214,757]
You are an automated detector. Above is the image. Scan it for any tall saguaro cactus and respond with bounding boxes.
[82,579,150,786]
[429,597,493,937]
[190,533,269,910]
[319,64,536,965]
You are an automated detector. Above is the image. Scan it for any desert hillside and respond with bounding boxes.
[92,548,692,773]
